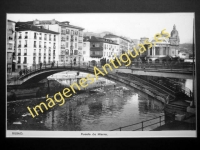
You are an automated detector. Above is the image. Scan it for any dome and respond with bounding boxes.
[171,24,179,38]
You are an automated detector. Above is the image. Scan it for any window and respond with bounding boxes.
[34,32,37,39]
[75,37,77,42]
[66,36,69,41]
[18,57,21,63]
[155,47,159,55]
[38,57,41,63]
[150,48,152,55]
[71,30,74,35]
[44,34,47,40]
[33,57,36,63]
[24,40,27,47]
[49,34,51,40]
[75,43,77,48]
[34,41,36,47]
[24,57,27,64]
[66,29,70,34]
[163,47,166,55]
[39,41,41,48]
[95,43,99,47]
[83,43,86,47]
[24,49,27,55]
[18,49,21,55]
[61,56,64,62]
[25,32,28,39]
[83,51,86,54]
[66,42,68,48]
[54,35,56,41]
[18,41,21,47]
[44,42,46,48]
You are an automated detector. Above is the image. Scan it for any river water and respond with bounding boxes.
[7,80,165,131]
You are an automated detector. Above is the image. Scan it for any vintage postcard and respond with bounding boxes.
[6,13,196,137]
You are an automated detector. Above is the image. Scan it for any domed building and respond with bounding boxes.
[140,25,180,63]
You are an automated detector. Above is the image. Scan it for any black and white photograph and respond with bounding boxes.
[6,13,196,137]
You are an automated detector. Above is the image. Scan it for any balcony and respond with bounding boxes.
[24,53,27,56]
[18,45,21,48]
[78,47,82,50]
[61,39,65,41]
[24,45,27,48]
[8,47,12,50]
[90,54,103,58]
[78,40,82,43]
[8,37,13,40]
[61,32,66,35]
[18,53,21,56]
[17,61,21,64]
[25,36,28,39]
[23,61,27,64]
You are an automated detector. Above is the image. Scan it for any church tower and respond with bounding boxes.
[169,24,180,57]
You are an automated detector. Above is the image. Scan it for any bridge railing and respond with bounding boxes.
[130,61,194,70]
[116,72,175,98]
[110,115,165,131]
[7,61,194,85]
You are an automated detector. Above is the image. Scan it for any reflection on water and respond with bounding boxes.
[7,84,164,131]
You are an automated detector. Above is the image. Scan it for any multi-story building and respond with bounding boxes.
[7,20,16,72]
[89,36,119,65]
[15,22,59,70]
[82,36,120,65]
[139,25,180,63]
[104,34,130,55]
[82,37,91,65]
[22,19,85,66]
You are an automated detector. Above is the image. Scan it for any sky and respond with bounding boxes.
[7,13,194,44]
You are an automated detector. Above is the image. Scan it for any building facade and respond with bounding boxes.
[139,25,180,63]
[15,22,59,70]
[82,36,119,66]
[30,19,84,65]
[7,20,16,72]
[104,34,130,55]
[89,36,119,65]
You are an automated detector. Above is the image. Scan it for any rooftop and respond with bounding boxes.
[104,34,130,42]
[7,20,16,23]
[15,22,59,34]
[89,36,119,45]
